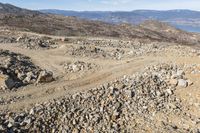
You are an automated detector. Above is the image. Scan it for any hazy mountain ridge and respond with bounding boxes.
[0,3,41,15]
[40,9,200,32]
[0,2,200,46]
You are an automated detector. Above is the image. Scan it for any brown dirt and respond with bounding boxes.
[0,35,199,129]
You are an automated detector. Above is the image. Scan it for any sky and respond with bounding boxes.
[0,0,200,11]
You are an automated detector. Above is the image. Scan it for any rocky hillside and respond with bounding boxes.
[1,3,200,46]
[41,9,200,33]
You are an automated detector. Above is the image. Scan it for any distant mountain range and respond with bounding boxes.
[1,2,200,46]
[40,9,200,33]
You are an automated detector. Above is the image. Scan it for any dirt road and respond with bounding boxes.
[0,38,200,113]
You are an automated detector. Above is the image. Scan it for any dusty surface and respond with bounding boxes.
[0,31,200,132]
[0,34,199,110]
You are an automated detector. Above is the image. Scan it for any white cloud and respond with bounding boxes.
[100,0,131,5]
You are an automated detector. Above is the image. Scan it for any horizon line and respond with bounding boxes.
[39,9,200,12]
[1,2,200,12]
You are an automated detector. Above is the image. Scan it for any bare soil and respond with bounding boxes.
[0,32,199,132]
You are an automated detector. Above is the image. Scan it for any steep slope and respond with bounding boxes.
[1,3,200,46]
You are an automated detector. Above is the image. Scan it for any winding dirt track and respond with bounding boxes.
[0,43,157,112]
[1,39,200,112]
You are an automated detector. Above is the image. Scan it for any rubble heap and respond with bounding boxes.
[0,64,198,132]
[63,61,98,73]
[0,35,58,50]
[67,46,126,60]
[0,50,53,90]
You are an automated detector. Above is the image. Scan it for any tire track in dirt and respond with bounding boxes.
[0,54,156,112]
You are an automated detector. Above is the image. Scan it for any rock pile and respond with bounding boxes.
[72,38,150,49]
[71,38,200,58]
[144,63,193,88]
[68,39,200,60]
[67,46,127,60]
[0,50,53,90]
[0,64,198,132]
[16,35,58,50]
[0,35,58,50]
[67,45,108,58]
[63,61,98,73]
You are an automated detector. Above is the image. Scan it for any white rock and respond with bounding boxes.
[178,79,188,87]
[7,122,13,128]
[29,108,35,115]
[166,89,173,95]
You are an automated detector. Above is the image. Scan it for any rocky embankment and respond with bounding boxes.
[0,63,199,132]
[0,34,58,50]
[65,38,200,60]
[0,50,54,91]
[66,45,126,60]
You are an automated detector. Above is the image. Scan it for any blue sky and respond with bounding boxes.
[0,0,200,11]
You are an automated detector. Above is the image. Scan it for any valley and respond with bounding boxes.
[0,2,199,133]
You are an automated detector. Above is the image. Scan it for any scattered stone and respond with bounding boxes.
[166,89,173,95]
[67,45,127,60]
[0,63,196,132]
[29,108,34,115]
[63,61,98,73]
[178,79,188,88]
